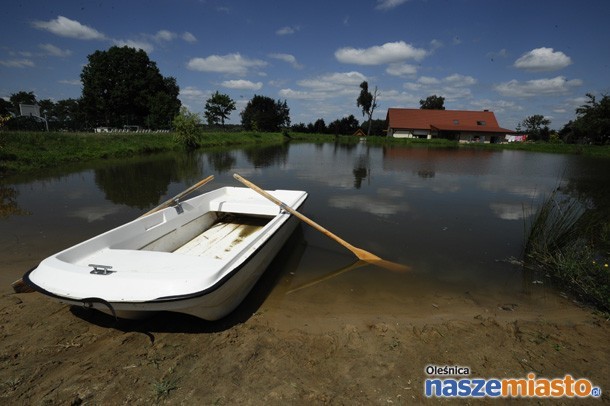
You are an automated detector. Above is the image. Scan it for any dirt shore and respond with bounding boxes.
[1,273,608,405]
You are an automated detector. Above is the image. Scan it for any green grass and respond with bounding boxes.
[0,130,288,174]
[524,190,610,313]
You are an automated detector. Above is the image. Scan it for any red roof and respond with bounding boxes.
[386,108,513,133]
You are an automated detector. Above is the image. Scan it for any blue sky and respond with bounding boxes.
[1,0,609,130]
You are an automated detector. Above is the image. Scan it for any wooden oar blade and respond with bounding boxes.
[351,247,411,273]
[365,258,411,273]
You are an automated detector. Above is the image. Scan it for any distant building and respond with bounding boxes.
[386,108,513,143]
[352,128,367,137]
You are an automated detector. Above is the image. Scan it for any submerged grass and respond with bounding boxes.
[524,190,610,313]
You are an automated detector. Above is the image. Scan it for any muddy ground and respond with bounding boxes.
[1,266,608,406]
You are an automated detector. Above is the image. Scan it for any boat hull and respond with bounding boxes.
[24,186,307,321]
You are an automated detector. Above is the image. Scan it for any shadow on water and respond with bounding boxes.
[94,152,203,209]
[69,225,308,336]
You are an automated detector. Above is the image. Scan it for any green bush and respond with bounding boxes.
[172,107,201,149]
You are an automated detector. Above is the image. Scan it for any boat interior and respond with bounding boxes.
[141,212,273,260]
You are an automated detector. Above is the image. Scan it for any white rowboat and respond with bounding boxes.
[24,186,307,320]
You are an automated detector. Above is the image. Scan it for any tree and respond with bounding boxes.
[328,115,359,135]
[80,46,181,129]
[37,99,55,119]
[312,118,327,134]
[204,91,236,127]
[147,77,181,129]
[420,95,445,110]
[240,95,290,132]
[520,114,551,141]
[0,98,12,116]
[54,99,85,130]
[572,93,610,144]
[356,81,378,136]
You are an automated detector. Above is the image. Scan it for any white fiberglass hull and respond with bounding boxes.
[25,186,307,320]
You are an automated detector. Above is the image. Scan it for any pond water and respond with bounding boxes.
[1,142,608,321]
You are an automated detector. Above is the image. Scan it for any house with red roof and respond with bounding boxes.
[385,108,513,143]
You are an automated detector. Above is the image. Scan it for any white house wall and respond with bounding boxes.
[389,129,431,139]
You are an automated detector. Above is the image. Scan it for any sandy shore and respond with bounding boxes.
[1,272,609,405]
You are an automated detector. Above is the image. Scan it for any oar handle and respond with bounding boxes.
[233,173,380,261]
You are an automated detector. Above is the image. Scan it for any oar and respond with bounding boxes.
[12,175,215,293]
[140,174,214,217]
[233,173,410,273]
[287,260,369,294]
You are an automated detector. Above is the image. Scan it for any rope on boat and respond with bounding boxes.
[82,297,118,321]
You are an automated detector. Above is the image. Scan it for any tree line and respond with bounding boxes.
[517,93,609,145]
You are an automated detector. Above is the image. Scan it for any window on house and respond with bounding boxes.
[453,119,459,125]
[477,120,486,126]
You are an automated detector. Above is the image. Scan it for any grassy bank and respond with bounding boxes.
[2,130,609,175]
[524,190,610,313]
[464,140,610,158]
[0,131,291,174]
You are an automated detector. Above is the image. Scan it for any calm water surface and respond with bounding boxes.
[2,142,608,319]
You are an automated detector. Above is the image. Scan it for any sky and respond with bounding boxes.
[1,0,609,130]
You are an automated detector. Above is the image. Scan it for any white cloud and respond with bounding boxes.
[182,32,197,43]
[187,53,267,75]
[375,0,409,10]
[268,53,303,69]
[298,71,367,92]
[154,30,177,42]
[221,79,263,90]
[39,43,71,57]
[469,99,522,113]
[335,41,427,65]
[386,63,417,77]
[487,48,509,60]
[417,76,441,85]
[402,73,478,102]
[278,88,320,100]
[276,26,299,36]
[31,16,106,40]
[279,71,367,101]
[378,89,420,105]
[494,76,582,97]
[58,79,81,85]
[113,39,154,53]
[429,39,443,52]
[179,86,206,100]
[0,59,34,68]
[444,73,477,87]
[513,47,572,71]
